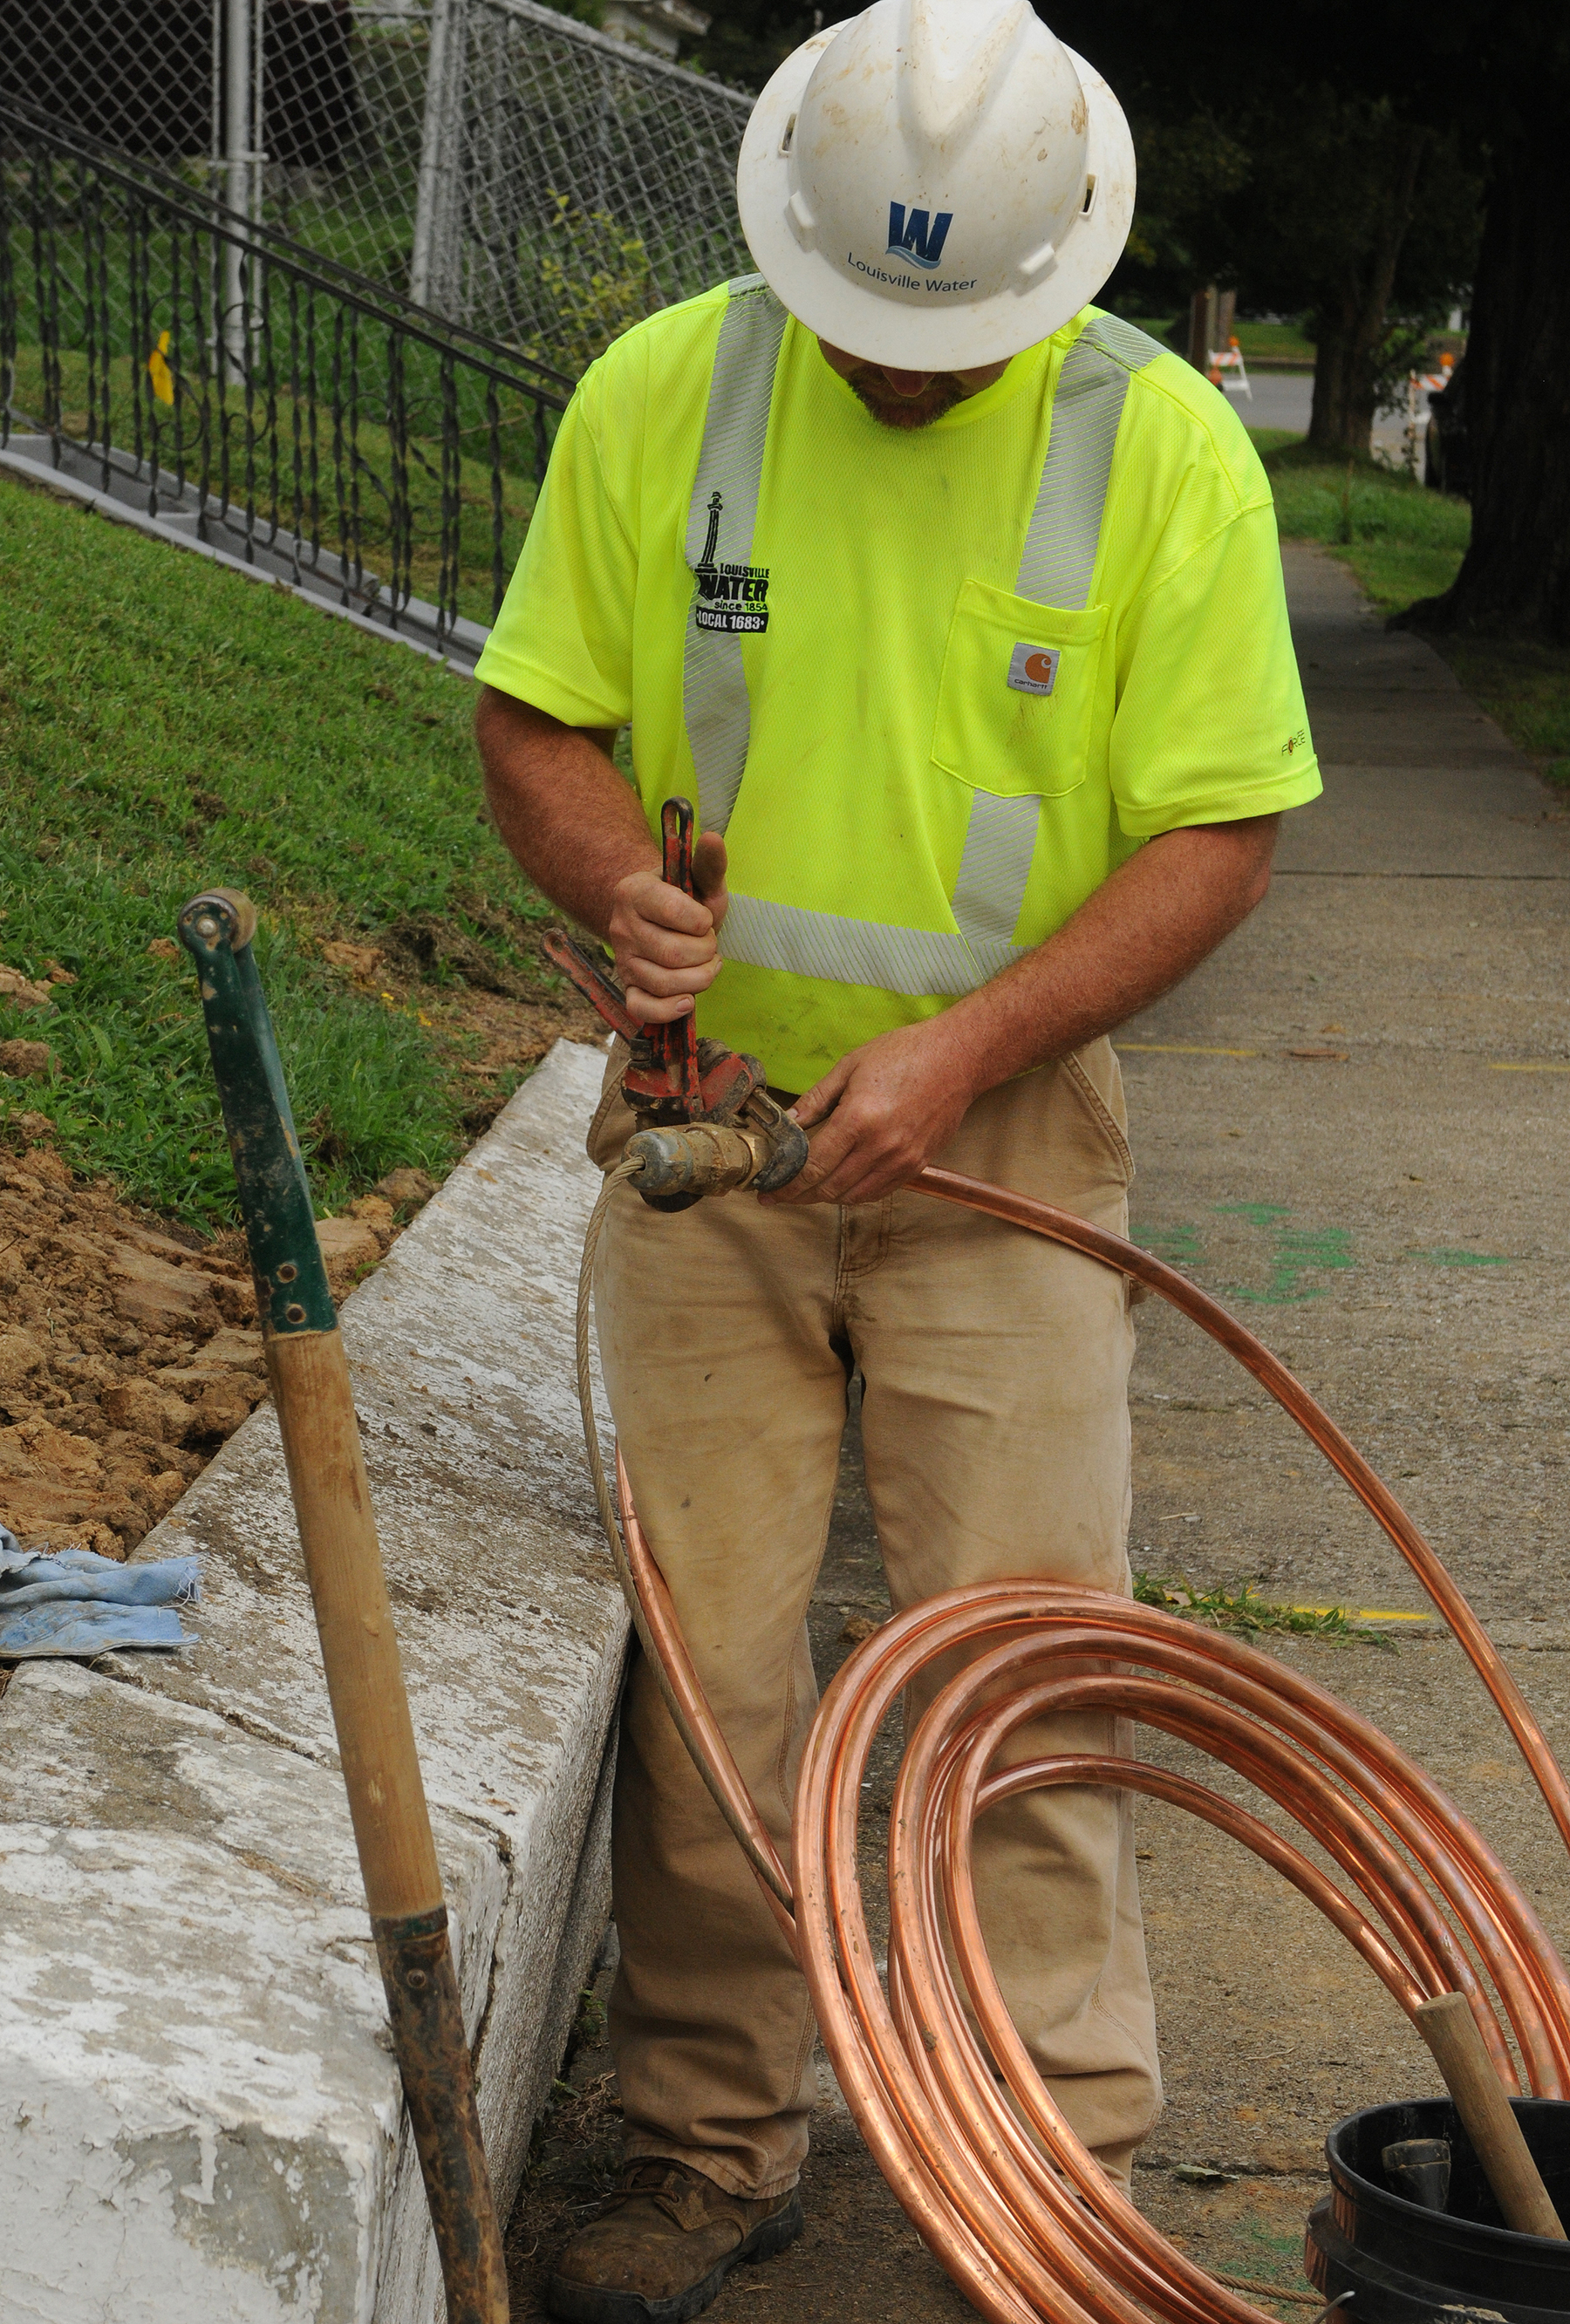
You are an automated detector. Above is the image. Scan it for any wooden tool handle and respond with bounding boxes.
[181,889,509,2323]
[1415,1992,1567,2239]
[267,1330,443,1918]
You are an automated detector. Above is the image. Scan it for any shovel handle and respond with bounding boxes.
[1415,1992,1567,2239]
[179,889,509,2323]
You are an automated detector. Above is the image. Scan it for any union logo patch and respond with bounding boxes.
[694,566,769,634]
[691,487,769,635]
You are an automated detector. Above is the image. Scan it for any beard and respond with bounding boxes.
[842,367,970,431]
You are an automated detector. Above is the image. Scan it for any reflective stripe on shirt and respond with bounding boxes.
[685,294,1163,997]
[953,312,1162,973]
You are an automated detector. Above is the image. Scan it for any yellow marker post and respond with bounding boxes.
[147,331,174,406]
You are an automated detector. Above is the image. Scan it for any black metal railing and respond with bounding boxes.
[0,102,574,648]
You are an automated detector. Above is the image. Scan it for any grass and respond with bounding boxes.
[1254,438,1472,615]
[1443,636,1570,788]
[1132,1571,1396,1648]
[1122,317,1316,365]
[0,468,561,1224]
[1233,319,1315,365]
[1248,431,1570,787]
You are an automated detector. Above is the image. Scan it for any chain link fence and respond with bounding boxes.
[3,0,754,373]
[416,0,754,366]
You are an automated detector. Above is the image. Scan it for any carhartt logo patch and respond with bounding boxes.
[1007,643,1060,696]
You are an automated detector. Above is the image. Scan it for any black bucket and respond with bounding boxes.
[1305,2097,1570,2323]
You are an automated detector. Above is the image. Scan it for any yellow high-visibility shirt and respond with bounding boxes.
[476,286,1320,1095]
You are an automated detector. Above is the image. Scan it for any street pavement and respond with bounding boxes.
[1105,542,1570,2280]
[1224,367,1415,464]
[1124,544,1570,1632]
[514,547,1570,2319]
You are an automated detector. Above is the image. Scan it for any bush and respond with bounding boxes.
[532,194,655,375]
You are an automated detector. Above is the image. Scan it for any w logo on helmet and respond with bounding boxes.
[886,201,953,269]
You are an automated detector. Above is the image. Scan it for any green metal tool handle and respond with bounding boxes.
[180,889,336,1336]
[179,889,509,2324]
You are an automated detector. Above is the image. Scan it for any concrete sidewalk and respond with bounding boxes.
[1125,544,1570,1631]
[1112,543,1570,2283]
[507,545,1570,2321]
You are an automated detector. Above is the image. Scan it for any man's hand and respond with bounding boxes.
[763,1016,977,1208]
[474,692,733,1026]
[761,814,1280,1208]
[609,833,729,1026]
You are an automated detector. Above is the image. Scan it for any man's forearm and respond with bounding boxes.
[932,814,1280,1098]
[475,686,656,937]
[476,687,731,1026]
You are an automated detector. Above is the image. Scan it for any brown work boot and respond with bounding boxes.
[546,2157,803,2324]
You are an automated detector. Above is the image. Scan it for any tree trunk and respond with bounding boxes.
[1408,90,1570,640]
[1307,125,1427,457]
[1308,309,1361,454]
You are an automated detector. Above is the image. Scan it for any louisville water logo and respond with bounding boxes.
[691,490,769,634]
[886,201,954,270]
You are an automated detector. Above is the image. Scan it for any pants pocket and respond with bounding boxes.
[1060,1044,1135,1189]
[586,1042,634,1172]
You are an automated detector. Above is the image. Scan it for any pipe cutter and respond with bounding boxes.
[543,798,809,1210]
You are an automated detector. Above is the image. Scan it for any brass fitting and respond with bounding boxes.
[625,1121,778,1199]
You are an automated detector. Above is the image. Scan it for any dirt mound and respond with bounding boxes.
[0,1140,431,1563]
[311,916,610,1136]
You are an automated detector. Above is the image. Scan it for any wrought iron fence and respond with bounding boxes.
[2,0,754,373]
[0,104,572,653]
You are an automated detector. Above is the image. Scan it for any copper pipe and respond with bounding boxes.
[617,1445,798,1945]
[917,1168,1570,1864]
[589,1167,1570,2323]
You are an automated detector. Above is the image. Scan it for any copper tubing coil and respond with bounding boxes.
[578,1160,1570,2324]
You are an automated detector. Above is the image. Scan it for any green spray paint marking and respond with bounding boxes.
[1133,1208,1360,1301]
[1410,1247,1516,1268]
[1216,1206,1356,1304]
[1136,1222,1205,1266]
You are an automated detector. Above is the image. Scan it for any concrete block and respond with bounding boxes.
[0,1039,627,2322]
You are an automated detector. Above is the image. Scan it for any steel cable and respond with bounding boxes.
[575,1159,1570,2323]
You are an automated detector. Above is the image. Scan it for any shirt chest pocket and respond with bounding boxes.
[931,577,1109,800]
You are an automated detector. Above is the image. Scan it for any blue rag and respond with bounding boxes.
[0,1524,200,1657]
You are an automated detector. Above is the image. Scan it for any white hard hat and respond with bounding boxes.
[736,0,1136,372]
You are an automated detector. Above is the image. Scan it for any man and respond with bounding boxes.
[475,3,1321,2317]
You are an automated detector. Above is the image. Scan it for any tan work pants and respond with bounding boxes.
[589,1040,1162,2200]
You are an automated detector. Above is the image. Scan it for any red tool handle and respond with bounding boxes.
[651,798,702,1118]
[541,928,639,1041]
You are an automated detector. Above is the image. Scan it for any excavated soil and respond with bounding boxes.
[0,939,607,1569]
[0,1131,440,1562]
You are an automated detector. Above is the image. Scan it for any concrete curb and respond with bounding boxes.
[0,1038,626,2322]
